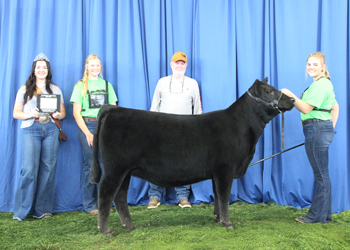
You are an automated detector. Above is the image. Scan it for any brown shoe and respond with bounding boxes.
[295,216,311,223]
[88,209,113,215]
[88,209,98,215]
[178,198,191,208]
[147,198,160,209]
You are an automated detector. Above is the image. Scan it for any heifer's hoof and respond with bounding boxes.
[103,231,113,237]
[122,224,136,231]
[221,222,234,230]
[99,228,113,237]
[99,226,113,237]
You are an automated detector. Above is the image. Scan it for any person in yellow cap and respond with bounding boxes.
[147,52,203,209]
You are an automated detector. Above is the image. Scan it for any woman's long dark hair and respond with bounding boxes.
[23,60,53,105]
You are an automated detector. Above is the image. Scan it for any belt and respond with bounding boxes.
[34,118,39,122]
[83,117,97,121]
[302,118,331,126]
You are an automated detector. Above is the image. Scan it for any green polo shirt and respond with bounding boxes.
[70,78,118,118]
[300,77,336,121]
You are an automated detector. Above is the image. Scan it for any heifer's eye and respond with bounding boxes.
[266,89,273,94]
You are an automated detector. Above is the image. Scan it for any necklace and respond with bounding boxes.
[169,75,185,93]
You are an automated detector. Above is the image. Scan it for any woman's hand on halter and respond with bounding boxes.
[280,89,296,99]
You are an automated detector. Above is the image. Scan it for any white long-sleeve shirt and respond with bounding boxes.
[150,75,202,115]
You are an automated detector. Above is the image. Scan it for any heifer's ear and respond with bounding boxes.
[261,77,268,84]
[249,80,260,95]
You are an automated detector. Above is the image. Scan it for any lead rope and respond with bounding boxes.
[248,142,305,167]
[249,112,305,167]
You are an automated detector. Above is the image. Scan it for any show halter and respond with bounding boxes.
[246,90,283,113]
[247,90,286,149]
[246,89,304,166]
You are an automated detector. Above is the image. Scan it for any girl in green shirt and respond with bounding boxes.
[70,54,118,215]
[281,52,339,223]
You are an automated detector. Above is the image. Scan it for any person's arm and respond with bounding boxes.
[280,88,315,114]
[13,102,39,120]
[331,102,339,128]
[51,86,67,120]
[192,81,203,114]
[150,81,161,112]
[52,103,67,120]
[107,82,118,106]
[73,102,94,147]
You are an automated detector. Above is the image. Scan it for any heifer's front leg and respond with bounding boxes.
[98,176,119,236]
[114,174,135,231]
[213,173,234,229]
[212,180,220,223]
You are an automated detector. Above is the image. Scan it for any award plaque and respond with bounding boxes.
[37,94,61,113]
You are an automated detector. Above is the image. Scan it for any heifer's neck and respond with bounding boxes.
[224,92,280,178]
[227,93,279,136]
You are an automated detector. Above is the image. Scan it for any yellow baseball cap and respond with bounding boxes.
[171,52,187,63]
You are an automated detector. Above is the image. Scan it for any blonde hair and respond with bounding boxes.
[306,52,330,79]
[77,54,103,98]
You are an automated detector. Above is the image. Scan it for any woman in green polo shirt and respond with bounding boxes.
[281,52,339,224]
[70,54,118,215]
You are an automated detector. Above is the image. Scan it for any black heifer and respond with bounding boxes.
[90,78,294,236]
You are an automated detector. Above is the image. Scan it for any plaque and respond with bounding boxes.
[37,94,61,113]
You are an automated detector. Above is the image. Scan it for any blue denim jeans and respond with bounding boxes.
[13,121,60,221]
[148,183,190,202]
[78,120,99,212]
[303,120,334,223]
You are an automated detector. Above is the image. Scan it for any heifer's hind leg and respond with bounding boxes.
[114,174,135,230]
[98,175,121,236]
[213,173,234,229]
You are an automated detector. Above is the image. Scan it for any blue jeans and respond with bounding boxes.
[78,120,99,212]
[303,120,334,223]
[13,121,60,221]
[148,183,190,202]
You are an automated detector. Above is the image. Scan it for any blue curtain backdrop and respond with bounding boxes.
[0,0,349,214]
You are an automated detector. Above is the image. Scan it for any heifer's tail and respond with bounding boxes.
[89,105,117,184]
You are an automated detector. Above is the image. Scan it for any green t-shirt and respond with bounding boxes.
[70,78,118,118]
[300,77,336,121]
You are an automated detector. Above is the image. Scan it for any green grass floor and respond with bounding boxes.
[1,201,349,250]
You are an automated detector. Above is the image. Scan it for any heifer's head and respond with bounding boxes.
[247,77,295,114]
